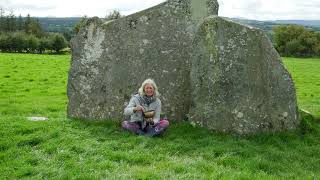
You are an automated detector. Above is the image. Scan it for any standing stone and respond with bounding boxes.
[67,0,299,135]
[189,16,299,134]
[67,0,219,121]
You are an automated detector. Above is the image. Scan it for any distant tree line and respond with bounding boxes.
[2,8,319,57]
[0,32,67,53]
[273,25,320,57]
[0,8,67,53]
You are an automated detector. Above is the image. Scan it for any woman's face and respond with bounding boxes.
[144,83,154,97]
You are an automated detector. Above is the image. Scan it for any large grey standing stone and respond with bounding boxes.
[67,0,299,135]
[189,16,299,134]
[68,0,219,121]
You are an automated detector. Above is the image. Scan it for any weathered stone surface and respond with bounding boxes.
[68,0,218,121]
[67,0,299,134]
[189,16,299,134]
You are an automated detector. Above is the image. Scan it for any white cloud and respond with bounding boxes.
[0,0,319,20]
[218,0,320,20]
[0,0,166,17]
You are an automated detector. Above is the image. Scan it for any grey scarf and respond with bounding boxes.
[139,95,156,106]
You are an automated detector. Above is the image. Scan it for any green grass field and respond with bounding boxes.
[0,53,319,179]
[283,57,320,117]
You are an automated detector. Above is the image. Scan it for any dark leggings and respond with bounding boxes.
[122,119,169,136]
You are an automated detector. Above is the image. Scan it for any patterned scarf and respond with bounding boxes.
[141,95,156,105]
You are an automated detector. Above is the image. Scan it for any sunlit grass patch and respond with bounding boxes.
[283,57,320,117]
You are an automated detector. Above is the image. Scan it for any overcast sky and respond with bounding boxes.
[0,0,319,20]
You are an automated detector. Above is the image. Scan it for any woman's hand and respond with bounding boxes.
[146,118,154,125]
[133,105,145,112]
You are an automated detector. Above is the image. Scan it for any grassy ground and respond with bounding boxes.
[0,53,319,179]
[283,57,320,117]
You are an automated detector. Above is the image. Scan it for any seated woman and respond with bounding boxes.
[122,78,169,136]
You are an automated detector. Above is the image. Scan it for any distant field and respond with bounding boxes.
[0,53,319,179]
[283,57,320,117]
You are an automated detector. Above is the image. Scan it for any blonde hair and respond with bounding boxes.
[138,78,160,97]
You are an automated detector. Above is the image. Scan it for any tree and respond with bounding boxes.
[25,35,39,53]
[24,14,44,37]
[24,14,32,33]
[73,15,88,34]
[0,34,10,52]
[105,10,121,21]
[298,31,318,56]
[50,33,67,53]
[315,33,320,56]
[8,11,16,32]
[11,32,26,52]
[273,25,304,56]
[285,39,304,56]
[273,25,320,57]
[63,31,72,43]
[38,37,50,54]
[0,8,5,32]
[17,14,24,31]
